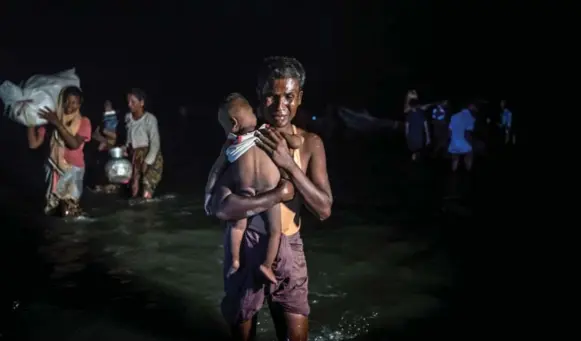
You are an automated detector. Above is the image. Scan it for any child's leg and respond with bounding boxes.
[260,203,282,284]
[228,218,247,277]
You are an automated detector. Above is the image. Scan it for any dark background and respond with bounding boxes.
[1,0,519,117]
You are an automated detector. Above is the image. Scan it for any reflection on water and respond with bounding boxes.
[3,191,459,340]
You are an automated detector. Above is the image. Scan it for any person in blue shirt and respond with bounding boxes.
[431,100,449,157]
[448,102,478,172]
[499,100,514,145]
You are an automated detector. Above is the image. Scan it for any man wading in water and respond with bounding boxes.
[210,56,333,341]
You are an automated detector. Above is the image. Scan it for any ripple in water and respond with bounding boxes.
[311,311,379,341]
[128,193,177,206]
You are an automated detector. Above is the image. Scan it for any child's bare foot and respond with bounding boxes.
[259,264,277,284]
[227,260,240,278]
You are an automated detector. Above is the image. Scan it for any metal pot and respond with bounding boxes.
[105,147,132,184]
[109,146,124,159]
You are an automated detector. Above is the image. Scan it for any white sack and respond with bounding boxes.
[0,68,80,127]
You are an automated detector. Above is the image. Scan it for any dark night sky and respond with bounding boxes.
[1,0,519,117]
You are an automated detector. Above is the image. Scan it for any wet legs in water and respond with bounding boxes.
[231,310,309,341]
[451,153,473,172]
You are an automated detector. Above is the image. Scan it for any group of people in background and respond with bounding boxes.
[403,89,515,172]
[26,87,163,217]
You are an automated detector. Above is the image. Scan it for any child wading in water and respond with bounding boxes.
[204,93,302,284]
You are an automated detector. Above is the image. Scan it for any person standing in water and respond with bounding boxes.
[205,93,303,285]
[448,102,478,172]
[123,88,163,199]
[27,86,92,216]
[405,98,431,161]
[211,56,333,341]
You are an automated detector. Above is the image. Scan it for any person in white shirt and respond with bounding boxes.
[123,88,163,199]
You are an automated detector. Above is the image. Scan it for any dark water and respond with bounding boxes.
[0,133,517,340]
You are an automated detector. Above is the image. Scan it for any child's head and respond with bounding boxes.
[104,100,113,112]
[218,93,257,136]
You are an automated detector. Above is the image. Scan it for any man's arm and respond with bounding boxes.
[424,120,431,144]
[212,178,292,221]
[286,133,333,221]
[27,126,45,149]
[144,116,160,165]
[92,126,108,144]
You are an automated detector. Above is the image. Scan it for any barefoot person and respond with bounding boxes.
[124,88,163,199]
[27,86,92,216]
[205,93,302,285]
[211,56,332,341]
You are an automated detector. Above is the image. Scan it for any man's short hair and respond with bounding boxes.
[257,56,306,93]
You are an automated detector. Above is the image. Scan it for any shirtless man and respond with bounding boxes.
[211,56,333,341]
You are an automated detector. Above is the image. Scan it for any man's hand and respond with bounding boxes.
[277,179,295,202]
[38,107,59,126]
[255,128,296,171]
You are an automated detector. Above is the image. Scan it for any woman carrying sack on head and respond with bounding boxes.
[27,86,92,217]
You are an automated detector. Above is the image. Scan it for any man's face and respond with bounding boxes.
[259,78,302,128]
[64,95,81,115]
[127,94,144,114]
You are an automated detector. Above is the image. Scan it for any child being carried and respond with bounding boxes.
[205,93,302,284]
